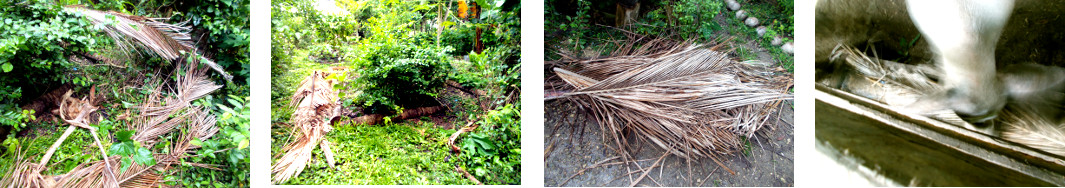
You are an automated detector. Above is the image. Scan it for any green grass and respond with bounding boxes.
[2,122,106,174]
[280,121,472,185]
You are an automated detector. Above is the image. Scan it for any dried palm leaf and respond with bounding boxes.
[1,57,223,188]
[272,71,340,184]
[63,6,233,81]
[550,38,792,161]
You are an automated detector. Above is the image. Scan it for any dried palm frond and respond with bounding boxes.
[272,71,340,184]
[63,6,233,81]
[1,58,223,188]
[548,37,792,160]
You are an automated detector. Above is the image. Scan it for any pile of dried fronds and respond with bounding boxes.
[819,44,1065,158]
[546,36,792,164]
[272,71,340,184]
[0,58,223,187]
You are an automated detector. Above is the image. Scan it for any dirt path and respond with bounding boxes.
[543,100,794,187]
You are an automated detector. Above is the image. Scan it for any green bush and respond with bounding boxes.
[353,42,453,114]
[0,2,105,92]
[0,2,109,139]
[177,0,251,86]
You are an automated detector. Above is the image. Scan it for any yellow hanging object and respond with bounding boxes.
[458,0,469,19]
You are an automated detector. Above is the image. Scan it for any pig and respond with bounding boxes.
[903,0,1014,125]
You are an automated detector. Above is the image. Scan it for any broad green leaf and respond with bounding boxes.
[133,147,156,166]
[109,142,135,156]
[115,130,134,142]
[1,63,12,72]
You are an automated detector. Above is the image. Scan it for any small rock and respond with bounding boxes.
[782,42,794,54]
[771,36,783,46]
[745,17,760,27]
[756,26,767,36]
[736,10,747,20]
[727,0,741,11]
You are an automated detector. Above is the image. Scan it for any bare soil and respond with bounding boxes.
[543,100,794,187]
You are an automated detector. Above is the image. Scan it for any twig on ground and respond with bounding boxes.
[628,152,669,187]
[697,166,720,187]
[456,166,483,185]
[559,156,620,186]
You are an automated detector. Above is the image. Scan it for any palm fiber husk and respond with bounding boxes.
[546,36,793,162]
[819,44,1065,158]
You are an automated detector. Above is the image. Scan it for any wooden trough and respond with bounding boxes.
[815,84,1065,186]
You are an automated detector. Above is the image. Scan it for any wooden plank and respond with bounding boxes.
[816,85,1065,186]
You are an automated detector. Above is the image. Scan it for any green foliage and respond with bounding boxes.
[896,34,921,62]
[353,42,453,114]
[673,0,723,40]
[458,103,520,184]
[177,0,252,85]
[0,109,34,134]
[0,2,110,155]
[181,94,251,187]
[0,2,107,103]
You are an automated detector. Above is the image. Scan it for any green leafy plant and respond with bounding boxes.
[182,94,250,187]
[108,130,156,172]
[178,0,251,84]
[459,103,521,184]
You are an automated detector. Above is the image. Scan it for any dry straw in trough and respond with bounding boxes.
[820,44,1065,158]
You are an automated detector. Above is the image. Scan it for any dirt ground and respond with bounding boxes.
[543,99,794,187]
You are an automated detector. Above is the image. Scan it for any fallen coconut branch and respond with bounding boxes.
[272,71,340,184]
[63,6,233,81]
[548,36,792,166]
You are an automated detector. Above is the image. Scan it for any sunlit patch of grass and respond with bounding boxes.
[282,121,472,185]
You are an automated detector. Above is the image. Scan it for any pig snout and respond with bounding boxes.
[905,0,1014,124]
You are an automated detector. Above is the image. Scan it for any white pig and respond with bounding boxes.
[904,0,1014,125]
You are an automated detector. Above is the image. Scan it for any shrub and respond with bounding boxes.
[353,42,453,114]
[177,0,252,86]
